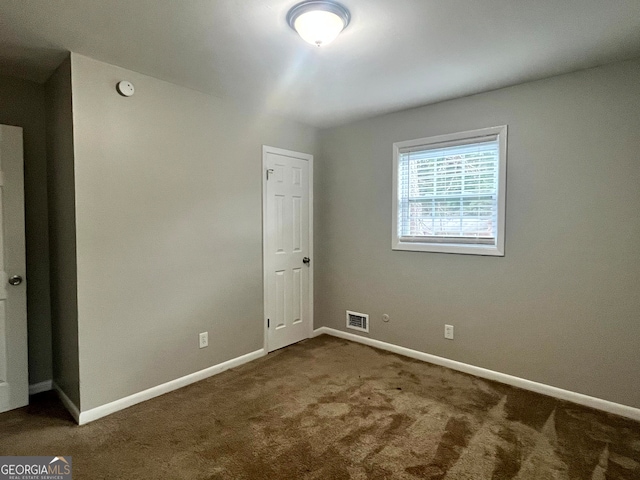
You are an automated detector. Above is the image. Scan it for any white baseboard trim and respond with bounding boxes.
[29,380,52,395]
[313,327,640,422]
[53,382,81,424]
[77,348,266,425]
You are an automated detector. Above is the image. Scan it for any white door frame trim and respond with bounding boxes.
[262,145,314,353]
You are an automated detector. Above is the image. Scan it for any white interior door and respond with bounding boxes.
[263,146,313,352]
[0,125,28,413]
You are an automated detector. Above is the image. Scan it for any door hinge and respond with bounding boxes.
[266,168,274,180]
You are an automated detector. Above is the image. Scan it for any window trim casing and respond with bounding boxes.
[392,125,507,256]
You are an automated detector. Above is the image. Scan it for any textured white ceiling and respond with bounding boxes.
[1,0,640,127]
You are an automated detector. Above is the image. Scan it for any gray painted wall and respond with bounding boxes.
[45,57,80,406]
[0,75,52,385]
[68,54,317,410]
[315,59,640,409]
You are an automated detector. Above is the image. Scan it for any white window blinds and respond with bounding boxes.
[397,135,500,245]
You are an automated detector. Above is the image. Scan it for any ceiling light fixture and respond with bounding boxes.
[287,1,351,47]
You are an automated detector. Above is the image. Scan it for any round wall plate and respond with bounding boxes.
[116,81,135,97]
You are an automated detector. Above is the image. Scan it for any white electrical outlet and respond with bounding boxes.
[199,332,209,349]
[444,324,454,340]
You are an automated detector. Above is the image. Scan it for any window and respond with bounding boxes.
[392,126,507,256]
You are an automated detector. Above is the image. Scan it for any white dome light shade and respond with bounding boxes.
[287,1,351,47]
[294,10,345,46]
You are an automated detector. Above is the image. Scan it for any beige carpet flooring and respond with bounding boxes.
[1,335,639,479]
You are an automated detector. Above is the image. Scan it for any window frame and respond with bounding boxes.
[392,125,507,256]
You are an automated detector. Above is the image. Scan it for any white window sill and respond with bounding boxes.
[392,240,504,256]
